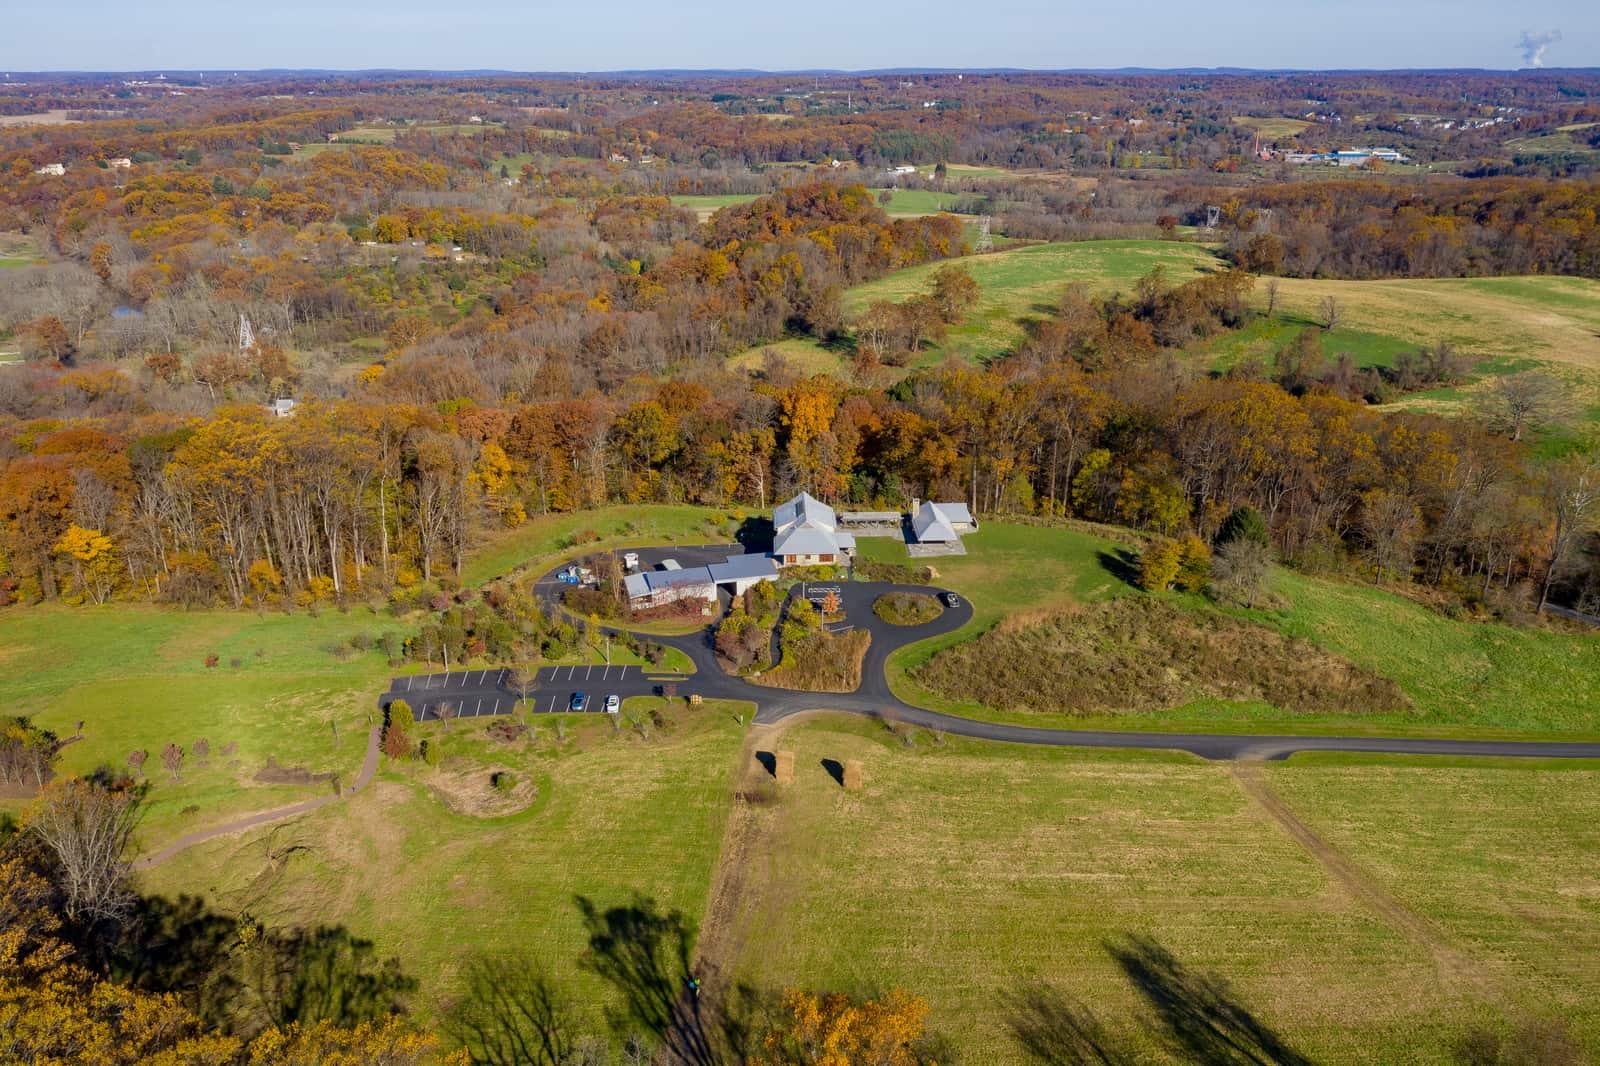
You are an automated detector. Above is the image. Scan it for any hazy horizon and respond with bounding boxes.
[4,0,1596,75]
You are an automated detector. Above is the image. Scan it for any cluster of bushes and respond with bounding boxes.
[1139,505,1274,608]
[873,592,943,626]
[714,580,784,673]
[405,581,572,668]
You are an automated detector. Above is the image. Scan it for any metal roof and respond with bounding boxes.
[624,573,651,600]
[773,525,844,557]
[708,553,779,583]
[774,491,836,535]
[913,502,963,542]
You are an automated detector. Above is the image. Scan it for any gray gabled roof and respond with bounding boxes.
[773,525,843,557]
[774,491,835,535]
[624,573,651,600]
[708,553,779,583]
[913,502,961,542]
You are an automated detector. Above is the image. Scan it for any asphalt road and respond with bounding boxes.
[373,554,1600,763]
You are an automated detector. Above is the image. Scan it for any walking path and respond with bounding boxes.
[132,725,381,870]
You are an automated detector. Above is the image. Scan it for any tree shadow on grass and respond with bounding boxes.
[1108,933,1312,1066]
[577,893,770,1065]
[1003,936,1311,1066]
[1003,980,1136,1064]
[1097,549,1141,589]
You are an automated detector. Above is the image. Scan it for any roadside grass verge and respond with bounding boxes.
[136,699,752,1028]
[726,717,1598,1060]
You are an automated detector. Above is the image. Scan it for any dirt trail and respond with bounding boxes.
[132,725,381,871]
[693,723,783,988]
[1232,760,1498,1000]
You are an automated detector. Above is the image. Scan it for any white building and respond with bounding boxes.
[108,157,132,169]
[34,163,65,177]
[772,492,855,566]
[623,553,779,608]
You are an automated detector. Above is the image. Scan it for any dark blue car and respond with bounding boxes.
[568,691,589,712]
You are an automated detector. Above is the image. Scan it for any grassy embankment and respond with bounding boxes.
[865,522,1600,737]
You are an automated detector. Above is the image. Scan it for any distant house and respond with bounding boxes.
[912,500,977,543]
[267,398,297,418]
[34,163,65,176]
[772,492,855,566]
[107,157,132,169]
[888,164,917,175]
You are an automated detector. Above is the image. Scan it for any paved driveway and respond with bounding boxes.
[374,551,1600,762]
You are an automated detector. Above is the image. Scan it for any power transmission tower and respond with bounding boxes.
[1204,205,1221,230]
[238,313,256,353]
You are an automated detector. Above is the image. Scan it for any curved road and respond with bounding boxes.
[373,552,1600,763]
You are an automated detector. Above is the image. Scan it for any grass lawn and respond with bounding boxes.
[724,717,1600,1060]
[836,240,1222,364]
[670,193,761,220]
[0,232,40,268]
[462,503,733,586]
[865,522,1600,737]
[137,698,753,1029]
[1253,274,1600,373]
[871,187,967,217]
[1233,116,1314,138]
[0,603,410,844]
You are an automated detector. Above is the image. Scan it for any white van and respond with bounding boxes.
[623,552,640,570]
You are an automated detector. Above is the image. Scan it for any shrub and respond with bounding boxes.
[204,654,219,669]
[1138,538,1183,591]
[1174,535,1212,593]
[383,700,415,760]
[1217,505,1270,547]
[491,771,517,792]
[873,592,942,626]
[421,738,441,766]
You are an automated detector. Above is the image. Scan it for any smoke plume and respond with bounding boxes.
[1519,30,1562,68]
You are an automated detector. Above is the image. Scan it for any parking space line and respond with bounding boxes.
[546,694,557,713]
[474,699,482,715]
[585,665,593,679]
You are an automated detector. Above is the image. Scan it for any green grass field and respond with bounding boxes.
[724,717,1600,1061]
[138,698,752,1028]
[0,505,733,849]
[866,522,1600,737]
[0,232,40,268]
[1234,115,1314,138]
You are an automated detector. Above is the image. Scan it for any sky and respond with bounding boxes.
[2,0,1597,73]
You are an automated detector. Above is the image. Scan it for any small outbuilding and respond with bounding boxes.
[912,501,977,543]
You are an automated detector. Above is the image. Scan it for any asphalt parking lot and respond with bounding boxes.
[381,662,691,722]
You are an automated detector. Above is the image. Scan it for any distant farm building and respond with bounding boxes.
[34,163,65,176]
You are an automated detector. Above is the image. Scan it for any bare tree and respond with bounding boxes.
[1263,278,1280,318]
[1539,457,1600,613]
[25,778,141,928]
[1210,538,1272,607]
[1319,295,1341,331]
[1483,371,1568,442]
[161,742,185,780]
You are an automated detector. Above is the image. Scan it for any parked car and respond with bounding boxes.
[604,694,620,714]
[941,591,960,608]
[568,691,588,712]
